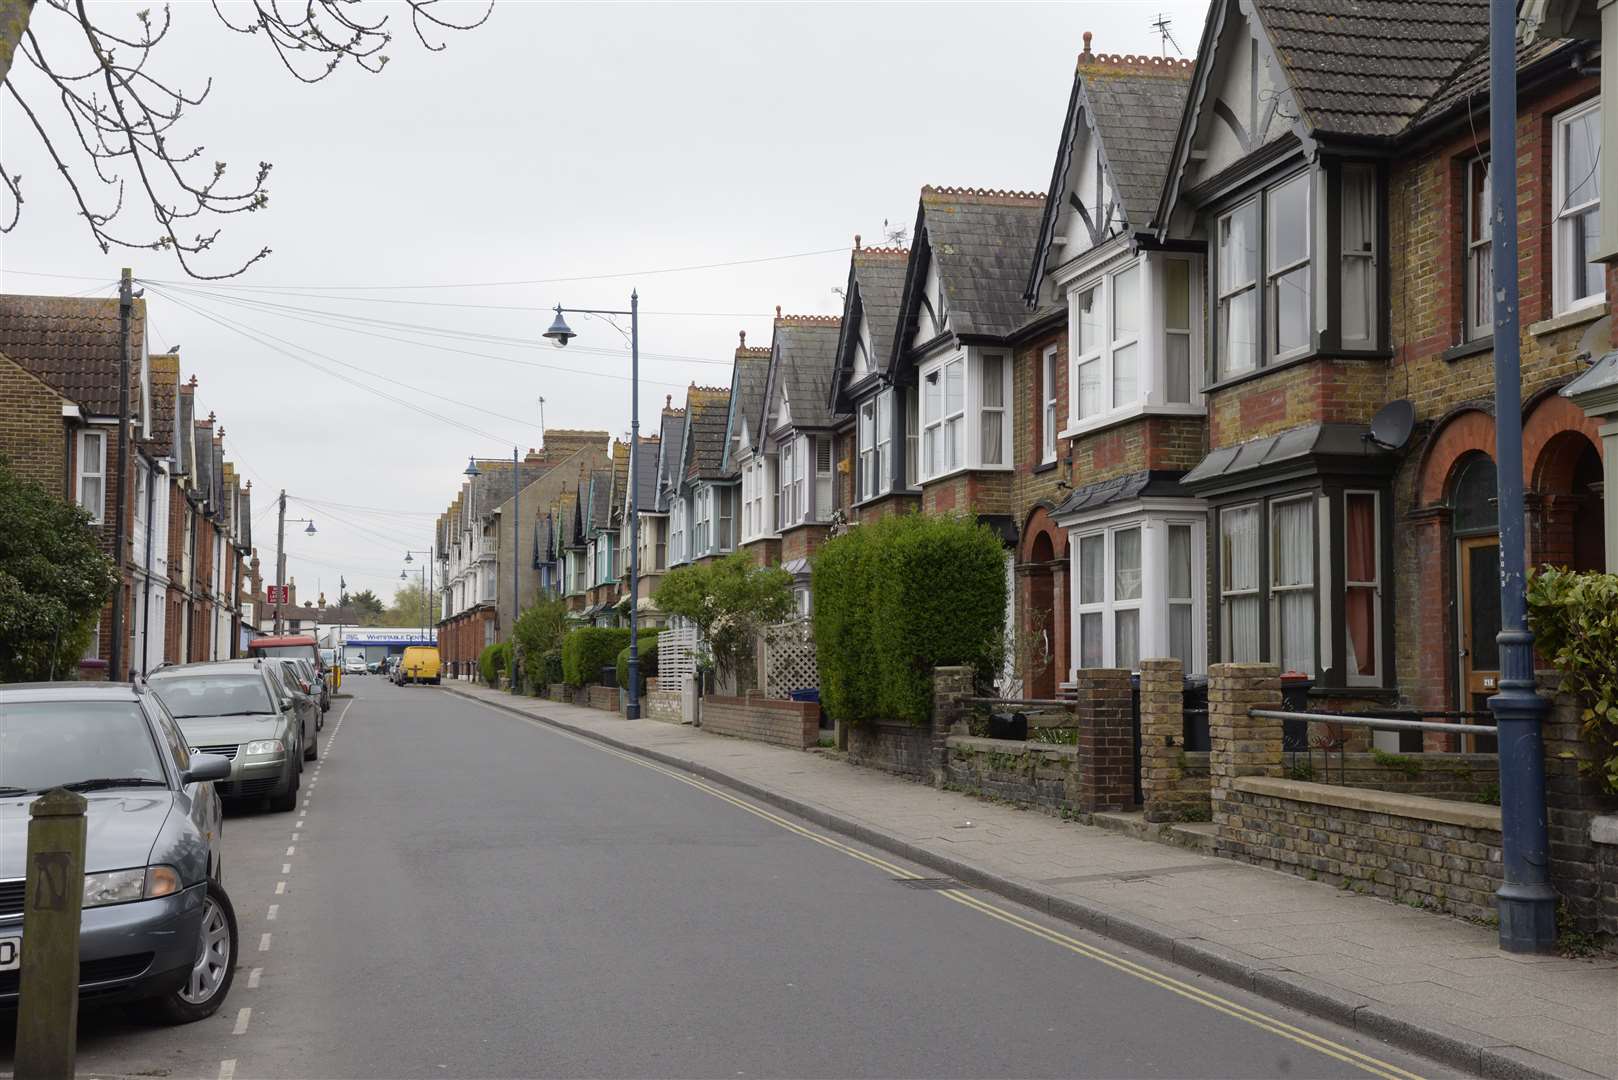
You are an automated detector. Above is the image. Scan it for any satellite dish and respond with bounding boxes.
[1366,399,1416,452]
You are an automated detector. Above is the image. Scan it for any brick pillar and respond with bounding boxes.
[1139,658,1204,822]
[1073,668,1134,811]
[1208,663,1282,829]
[1539,670,1618,935]
[932,666,974,787]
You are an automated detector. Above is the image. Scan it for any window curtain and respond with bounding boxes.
[1272,499,1315,675]
[1223,507,1260,662]
[981,355,1004,466]
[1167,524,1195,671]
[1345,493,1377,677]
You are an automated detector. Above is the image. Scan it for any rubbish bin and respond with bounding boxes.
[1182,674,1210,751]
[601,664,618,689]
[988,710,1028,741]
[788,688,829,731]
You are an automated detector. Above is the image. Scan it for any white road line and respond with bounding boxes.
[291,832,300,841]
[275,881,285,895]
[267,904,279,921]
[247,967,262,989]
[218,1059,237,1080]
[232,1007,251,1035]
[281,862,291,874]
[286,846,296,856]
[258,932,272,952]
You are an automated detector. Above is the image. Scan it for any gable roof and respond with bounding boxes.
[0,294,146,417]
[763,314,843,432]
[894,187,1044,362]
[722,339,772,468]
[145,354,181,455]
[623,435,660,515]
[654,407,686,511]
[681,384,733,481]
[586,468,614,532]
[830,244,909,410]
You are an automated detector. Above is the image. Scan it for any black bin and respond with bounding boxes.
[1182,674,1210,751]
[988,710,1028,741]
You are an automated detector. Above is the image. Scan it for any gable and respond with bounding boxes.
[1194,7,1300,185]
[1056,119,1120,265]
[908,255,951,351]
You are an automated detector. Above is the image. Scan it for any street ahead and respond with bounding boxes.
[3,679,1455,1079]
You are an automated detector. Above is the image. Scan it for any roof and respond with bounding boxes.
[627,436,660,512]
[1181,422,1395,494]
[145,354,181,453]
[1408,33,1578,132]
[1563,350,1618,402]
[1051,469,1193,520]
[682,385,733,480]
[832,245,910,409]
[725,350,771,466]
[771,317,842,430]
[0,293,146,417]
[908,187,1045,346]
[655,409,686,510]
[587,469,613,530]
[1079,49,1195,229]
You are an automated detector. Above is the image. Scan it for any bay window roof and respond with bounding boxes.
[1181,422,1395,495]
[1051,469,1191,520]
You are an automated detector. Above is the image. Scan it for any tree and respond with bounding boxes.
[0,0,489,278]
[348,588,384,626]
[384,580,431,628]
[653,553,793,692]
[0,456,119,681]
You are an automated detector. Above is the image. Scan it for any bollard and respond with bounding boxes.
[15,788,88,1080]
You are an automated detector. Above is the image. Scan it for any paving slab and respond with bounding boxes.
[448,683,1618,1080]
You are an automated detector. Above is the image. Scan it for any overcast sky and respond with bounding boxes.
[1,0,1209,605]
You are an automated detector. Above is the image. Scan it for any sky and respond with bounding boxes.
[1,0,1210,604]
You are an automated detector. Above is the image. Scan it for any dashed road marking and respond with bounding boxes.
[247,967,262,989]
[281,863,291,874]
[267,904,278,921]
[218,1059,237,1080]
[258,932,272,952]
[275,881,285,895]
[286,846,296,856]
[291,831,300,841]
[232,1007,251,1035]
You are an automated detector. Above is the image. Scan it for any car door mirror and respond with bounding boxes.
[182,753,232,784]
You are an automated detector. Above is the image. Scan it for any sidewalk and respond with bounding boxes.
[447,683,1618,1080]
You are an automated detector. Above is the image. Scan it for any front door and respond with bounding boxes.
[1457,536,1501,752]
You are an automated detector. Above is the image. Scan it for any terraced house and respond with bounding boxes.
[665,383,732,570]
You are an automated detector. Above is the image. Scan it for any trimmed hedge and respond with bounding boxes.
[813,513,1006,726]
[1528,567,1618,793]
[616,629,662,691]
[478,641,512,687]
[532,647,564,693]
[561,626,631,687]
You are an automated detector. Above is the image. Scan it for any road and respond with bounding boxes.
[4,677,1456,1079]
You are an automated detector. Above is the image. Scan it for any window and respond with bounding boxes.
[1344,491,1380,684]
[1163,260,1194,403]
[1270,497,1315,676]
[1554,101,1603,314]
[1267,173,1311,359]
[654,519,667,571]
[693,488,710,555]
[857,391,894,502]
[78,429,106,524]
[1041,346,1059,463]
[1167,524,1196,672]
[1341,166,1378,347]
[1466,155,1493,341]
[980,354,1006,466]
[780,439,806,527]
[1073,286,1103,419]
[814,437,833,520]
[1074,525,1142,671]
[718,486,734,550]
[903,388,918,488]
[1218,201,1259,377]
[1220,504,1262,662]
[875,390,892,495]
[858,399,877,500]
[1110,267,1141,408]
[920,356,965,478]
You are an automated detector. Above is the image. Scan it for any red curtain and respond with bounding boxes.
[1345,495,1377,677]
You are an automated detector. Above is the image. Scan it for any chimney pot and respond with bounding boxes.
[775,305,782,318]
[854,233,862,250]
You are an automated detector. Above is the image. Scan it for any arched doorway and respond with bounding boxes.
[1532,429,1606,573]
[1451,454,1500,742]
[1027,531,1056,699]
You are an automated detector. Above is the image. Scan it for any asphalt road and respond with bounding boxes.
[4,677,1458,1079]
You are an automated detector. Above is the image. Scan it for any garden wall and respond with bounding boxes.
[945,736,1078,812]
[700,693,819,749]
[845,721,938,782]
[587,685,618,712]
[644,688,682,724]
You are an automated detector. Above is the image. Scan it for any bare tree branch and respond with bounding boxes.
[0,0,491,277]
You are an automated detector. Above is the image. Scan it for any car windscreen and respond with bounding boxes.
[320,649,336,666]
[0,701,167,794]
[148,673,277,718]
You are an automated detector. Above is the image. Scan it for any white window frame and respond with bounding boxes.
[1109,264,1142,411]
[858,398,877,501]
[1040,345,1058,464]
[1268,495,1317,678]
[1219,502,1263,663]
[717,485,734,551]
[813,436,833,521]
[1465,155,1493,341]
[1072,282,1104,422]
[979,352,1007,468]
[903,387,918,489]
[1553,99,1604,316]
[916,349,1010,482]
[1344,489,1382,687]
[77,429,107,524]
[1067,510,1206,677]
[875,388,892,497]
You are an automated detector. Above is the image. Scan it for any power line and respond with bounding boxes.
[293,495,441,518]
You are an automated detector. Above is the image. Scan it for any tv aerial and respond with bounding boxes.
[1152,13,1183,56]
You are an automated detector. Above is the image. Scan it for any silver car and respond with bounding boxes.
[147,660,304,813]
[270,658,323,751]
[0,681,237,1023]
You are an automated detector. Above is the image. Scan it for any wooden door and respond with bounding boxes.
[1457,536,1501,752]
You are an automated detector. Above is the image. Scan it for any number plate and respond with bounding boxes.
[0,936,19,972]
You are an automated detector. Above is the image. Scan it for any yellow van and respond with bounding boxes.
[399,646,442,686]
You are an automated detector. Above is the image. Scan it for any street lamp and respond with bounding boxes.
[404,547,435,653]
[464,457,481,478]
[272,489,319,634]
[401,563,428,646]
[544,294,643,720]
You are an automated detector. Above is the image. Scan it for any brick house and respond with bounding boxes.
[665,383,733,571]
[1022,41,1198,691]
[757,313,843,613]
[728,334,782,568]
[616,432,663,622]
[626,401,684,607]
[1154,1,1605,723]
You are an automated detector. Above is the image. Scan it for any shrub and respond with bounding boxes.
[561,626,631,687]
[615,629,661,690]
[654,553,793,690]
[534,647,564,691]
[478,641,512,687]
[513,598,569,691]
[814,513,1007,726]
[1527,567,1618,793]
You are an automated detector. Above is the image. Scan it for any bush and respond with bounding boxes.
[814,513,1006,726]
[654,553,793,690]
[1527,567,1618,793]
[478,642,511,687]
[533,647,564,692]
[513,598,569,691]
[561,626,631,687]
[615,629,662,691]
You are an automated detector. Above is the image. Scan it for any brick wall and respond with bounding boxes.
[1139,659,1212,822]
[739,537,782,567]
[920,470,1012,516]
[1207,360,1389,448]
[699,693,819,749]
[1071,415,1207,485]
[1072,668,1136,811]
[1541,673,1618,935]
[0,355,67,494]
[945,736,1079,813]
[849,490,920,526]
[779,523,830,563]
[1011,325,1067,518]
[586,685,618,712]
[645,687,682,723]
[845,721,936,781]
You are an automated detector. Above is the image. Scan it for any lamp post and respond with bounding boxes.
[1487,0,1556,953]
[404,548,435,651]
[544,294,642,719]
[272,490,318,634]
[401,565,427,645]
[462,457,481,680]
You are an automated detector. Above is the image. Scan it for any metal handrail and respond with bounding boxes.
[964,697,1071,708]
[1250,709,1497,736]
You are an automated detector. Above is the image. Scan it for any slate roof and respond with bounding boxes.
[627,436,660,513]
[587,469,613,531]
[1079,51,1194,229]
[1408,34,1578,132]
[654,409,686,511]
[682,386,733,480]
[1182,422,1395,494]
[726,350,771,463]
[0,294,146,417]
[914,187,1045,342]
[773,318,842,430]
[832,246,909,409]
[1051,469,1192,519]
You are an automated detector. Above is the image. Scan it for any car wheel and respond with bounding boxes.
[304,728,318,762]
[269,765,299,813]
[146,881,237,1024]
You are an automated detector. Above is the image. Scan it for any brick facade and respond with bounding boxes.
[920,471,1012,517]
[778,522,831,563]
[0,355,67,493]
[1071,668,1135,811]
[700,693,820,749]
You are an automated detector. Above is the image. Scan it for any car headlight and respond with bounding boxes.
[83,865,181,908]
[243,739,285,758]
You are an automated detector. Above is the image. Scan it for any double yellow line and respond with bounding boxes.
[481,699,1426,1080]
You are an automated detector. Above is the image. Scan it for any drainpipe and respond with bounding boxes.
[138,459,158,675]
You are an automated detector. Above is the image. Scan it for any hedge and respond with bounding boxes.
[616,629,662,691]
[532,647,564,693]
[1527,567,1618,793]
[813,513,1006,726]
[561,626,631,687]
[478,641,511,687]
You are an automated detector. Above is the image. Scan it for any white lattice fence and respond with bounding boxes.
[762,618,817,699]
[658,626,698,682]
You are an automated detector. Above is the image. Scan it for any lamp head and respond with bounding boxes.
[404,551,414,564]
[543,305,576,348]
[400,570,407,580]
[304,520,317,536]
[464,456,481,478]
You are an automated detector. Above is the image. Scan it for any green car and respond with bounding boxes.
[147,660,304,813]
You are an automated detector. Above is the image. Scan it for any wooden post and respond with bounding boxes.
[15,788,88,1080]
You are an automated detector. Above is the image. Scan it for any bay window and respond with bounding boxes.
[814,438,833,519]
[1070,513,1207,675]
[1344,491,1381,685]
[1341,165,1378,348]
[693,487,710,556]
[1553,100,1603,315]
[1041,345,1058,463]
[857,389,894,501]
[1066,254,1201,429]
[1074,286,1103,418]
[77,429,106,524]
[1110,267,1141,407]
[1214,170,1319,378]
[916,349,1012,481]
[779,439,798,526]
[1218,201,1259,377]
[980,354,1006,466]
[1220,504,1262,663]
[1465,155,1492,341]
[1267,173,1311,359]
[1269,496,1316,676]
[904,388,918,488]
[1163,260,1193,403]
[717,486,735,551]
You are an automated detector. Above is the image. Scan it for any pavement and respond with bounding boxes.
[446,681,1618,1080]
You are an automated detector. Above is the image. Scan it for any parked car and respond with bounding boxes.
[0,681,237,1023]
[269,659,323,755]
[247,635,329,712]
[399,646,442,686]
[288,658,325,732]
[146,661,303,813]
[344,657,367,675]
[383,656,401,682]
[367,659,382,675]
